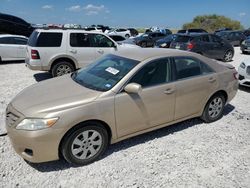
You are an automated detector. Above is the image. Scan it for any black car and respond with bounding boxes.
[134,32,166,47]
[214,28,232,34]
[177,28,208,34]
[154,34,178,48]
[109,35,126,42]
[0,13,34,37]
[170,33,234,62]
[243,29,250,37]
[240,36,250,54]
[216,31,246,46]
[127,28,139,36]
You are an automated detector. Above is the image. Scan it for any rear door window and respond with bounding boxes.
[175,36,193,42]
[70,33,91,47]
[14,37,27,45]
[174,57,213,80]
[200,35,210,42]
[0,37,15,44]
[36,32,62,47]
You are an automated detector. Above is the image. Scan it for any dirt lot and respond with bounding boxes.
[0,47,250,188]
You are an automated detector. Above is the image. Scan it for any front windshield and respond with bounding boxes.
[72,54,139,91]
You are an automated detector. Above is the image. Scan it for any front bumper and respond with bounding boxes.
[6,125,65,163]
[238,66,250,87]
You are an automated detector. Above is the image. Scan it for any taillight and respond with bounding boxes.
[187,42,195,50]
[31,49,40,59]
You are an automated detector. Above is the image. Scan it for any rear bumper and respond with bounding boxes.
[25,58,43,70]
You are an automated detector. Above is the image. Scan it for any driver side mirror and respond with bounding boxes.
[124,83,142,94]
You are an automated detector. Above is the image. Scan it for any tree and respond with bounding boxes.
[182,14,244,32]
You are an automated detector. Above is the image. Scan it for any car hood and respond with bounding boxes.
[118,42,140,48]
[11,74,102,116]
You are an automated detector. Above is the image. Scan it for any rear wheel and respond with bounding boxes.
[125,34,130,38]
[141,42,147,48]
[51,61,75,77]
[201,94,225,123]
[61,123,109,165]
[223,50,233,62]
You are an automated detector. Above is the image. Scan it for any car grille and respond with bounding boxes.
[239,74,245,80]
[247,66,250,75]
[6,111,20,127]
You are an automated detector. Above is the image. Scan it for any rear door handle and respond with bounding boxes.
[69,49,77,54]
[164,88,175,94]
[208,77,216,83]
[97,49,104,54]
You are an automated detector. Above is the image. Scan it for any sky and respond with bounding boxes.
[0,0,250,29]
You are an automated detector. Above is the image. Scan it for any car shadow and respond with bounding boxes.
[33,72,52,82]
[0,60,25,64]
[27,103,235,172]
[239,85,250,93]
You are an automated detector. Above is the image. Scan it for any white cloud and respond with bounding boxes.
[42,5,53,10]
[66,4,110,16]
[83,4,109,16]
[67,5,81,12]
[239,12,246,17]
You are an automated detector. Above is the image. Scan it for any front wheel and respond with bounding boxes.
[201,94,225,123]
[125,34,130,38]
[61,124,109,165]
[223,50,233,62]
[51,61,75,77]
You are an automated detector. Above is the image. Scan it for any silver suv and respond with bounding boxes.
[26,29,138,77]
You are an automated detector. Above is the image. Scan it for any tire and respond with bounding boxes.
[141,42,147,48]
[201,94,226,123]
[51,61,75,77]
[242,50,247,54]
[61,123,109,165]
[125,34,130,38]
[223,50,233,62]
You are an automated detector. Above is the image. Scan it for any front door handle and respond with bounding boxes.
[97,49,104,54]
[208,77,216,83]
[164,88,175,94]
[69,49,77,54]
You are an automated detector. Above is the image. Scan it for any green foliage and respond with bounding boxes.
[183,14,244,32]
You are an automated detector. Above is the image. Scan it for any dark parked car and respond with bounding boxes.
[0,13,34,37]
[214,28,232,34]
[243,29,250,37]
[170,33,234,62]
[134,32,166,47]
[127,28,139,36]
[177,29,208,34]
[154,34,178,48]
[109,35,126,42]
[240,36,250,54]
[216,31,246,46]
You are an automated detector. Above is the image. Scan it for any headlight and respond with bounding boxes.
[241,40,246,45]
[16,118,58,130]
[240,62,246,69]
[160,43,167,47]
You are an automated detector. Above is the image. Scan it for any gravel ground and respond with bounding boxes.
[0,47,250,188]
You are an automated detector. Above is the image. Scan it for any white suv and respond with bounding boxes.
[26,29,139,77]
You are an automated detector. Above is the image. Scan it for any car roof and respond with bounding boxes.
[113,48,199,62]
[0,34,28,39]
[35,28,104,34]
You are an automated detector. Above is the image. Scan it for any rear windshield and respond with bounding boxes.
[28,31,62,47]
[175,35,193,42]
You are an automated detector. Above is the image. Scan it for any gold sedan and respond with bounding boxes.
[6,48,238,165]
